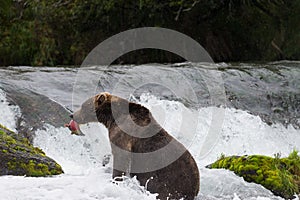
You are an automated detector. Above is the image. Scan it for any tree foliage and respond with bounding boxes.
[0,0,299,66]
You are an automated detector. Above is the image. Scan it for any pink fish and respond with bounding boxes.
[65,115,84,136]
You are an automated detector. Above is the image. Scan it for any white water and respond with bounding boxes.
[0,89,21,131]
[1,92,299,200]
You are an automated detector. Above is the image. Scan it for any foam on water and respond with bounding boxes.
[34,123,111,175]
[0,170,157,200]
[0,88,21,131]
[198,168,283,200]
[1,92,299,199]
[136,94,299,167]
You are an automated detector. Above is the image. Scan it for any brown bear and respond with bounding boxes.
[73,92,200,200]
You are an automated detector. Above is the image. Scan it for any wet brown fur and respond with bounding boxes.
[73,92,200,200]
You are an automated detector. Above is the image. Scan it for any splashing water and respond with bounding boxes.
[0,88,21,131]
[0,86,299,199]
[31,94,300,199]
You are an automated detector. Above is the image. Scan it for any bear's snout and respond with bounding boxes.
[73,108,98,125]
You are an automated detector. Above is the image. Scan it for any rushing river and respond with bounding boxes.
[0,61,299,200]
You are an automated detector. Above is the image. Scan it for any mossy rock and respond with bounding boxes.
[0,124,63,177]
[207,152,300,199]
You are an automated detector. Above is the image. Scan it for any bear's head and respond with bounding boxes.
[73,92,151,129]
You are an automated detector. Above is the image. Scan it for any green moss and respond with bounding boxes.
[7,161,16,170]
[0,124,14,133]
[20,160,40,177]
[0,123,63,177]
[0,128,46,157]
[6,159,63,177]
[208,151,300,199]
[34,147,46,156]
[50,163,64,175]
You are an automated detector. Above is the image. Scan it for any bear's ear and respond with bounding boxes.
[94,93,107,108]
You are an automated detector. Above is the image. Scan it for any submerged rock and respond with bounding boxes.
[207,152,300,199]
[0,82,71,142]
[0,124,63,177]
